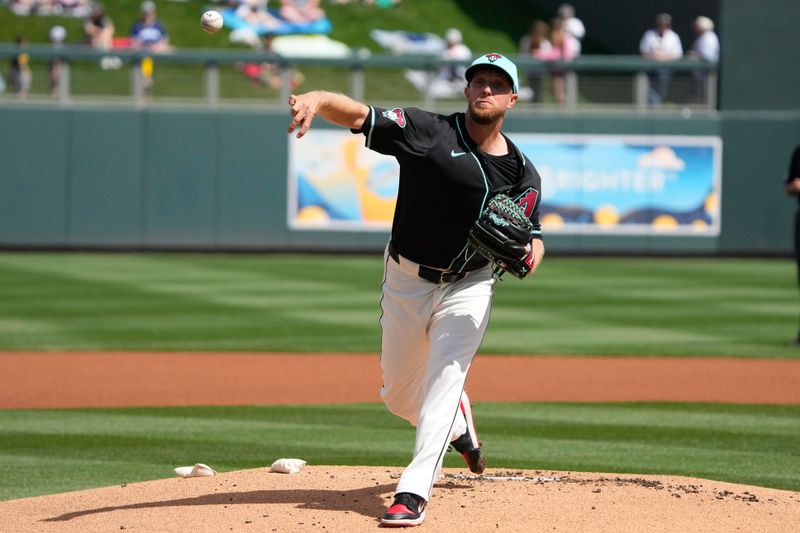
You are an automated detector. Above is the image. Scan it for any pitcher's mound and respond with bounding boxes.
[1,466,798,532]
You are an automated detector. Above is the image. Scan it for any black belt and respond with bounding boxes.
[388,241,467,284]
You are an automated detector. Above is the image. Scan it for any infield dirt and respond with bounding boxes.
[1,466,798,532]
[2,352,799,408]
[1,352,799,531]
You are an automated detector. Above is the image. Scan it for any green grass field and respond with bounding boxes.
[1,403,798,500]
[0,253,798,357]
[1,253,799,501]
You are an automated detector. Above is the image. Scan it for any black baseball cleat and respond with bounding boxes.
[450,431,486,474]
[380,492,427,527]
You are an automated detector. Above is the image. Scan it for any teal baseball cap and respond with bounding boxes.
[465,52,519,94]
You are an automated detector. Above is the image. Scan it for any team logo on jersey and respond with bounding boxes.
[485,53,503,63]
[514,187,540,218]
[381,108,406,128]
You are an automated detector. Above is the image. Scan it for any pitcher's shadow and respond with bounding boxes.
[43,480,473,523]
[43,483,396,523]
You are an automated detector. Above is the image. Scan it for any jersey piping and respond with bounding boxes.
[365,106,376,149]
[449,114,491,271]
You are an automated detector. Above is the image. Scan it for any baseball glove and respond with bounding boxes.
[468,194,536,279]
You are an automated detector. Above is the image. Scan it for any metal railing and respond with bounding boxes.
[0,44,718,113]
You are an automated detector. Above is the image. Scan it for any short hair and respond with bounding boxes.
[695,16,714,31]
[655,13,672,26]
[445,28,463,44]
[557,4,574,19]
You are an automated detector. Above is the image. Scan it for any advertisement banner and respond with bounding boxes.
[510,133,722,235]
[288,131,399,231]
[288,131,722,236]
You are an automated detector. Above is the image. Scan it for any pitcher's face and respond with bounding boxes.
[465,69,518,125]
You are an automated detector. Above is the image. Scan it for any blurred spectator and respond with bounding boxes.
[784,144,800,346]
[403,27,471,99]
[240,34,305,90]
[518,19,551,55]
[557,3,585,57]
[85,3,121,70]
[130,1,170,97]
[437,29,472,85]
[535,17,577,104]
[49,25,67,96]
[640,13,683,61]
[687,16,720,103]
[58,0,90,16]
[84,3,115,50]
[7,36,32,97]
[235,0,282,30]
[688,16,719,63]
[9,0,33,15]
[130,1,171,53]
[639,13,683,105]
[9,0,90,16]
[9,0,40,16]
[519,20,551,102]
[279,0,326,24]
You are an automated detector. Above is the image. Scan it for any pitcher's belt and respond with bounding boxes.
[388,241,467,284]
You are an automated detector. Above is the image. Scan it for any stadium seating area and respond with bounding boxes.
[220,6,332,37]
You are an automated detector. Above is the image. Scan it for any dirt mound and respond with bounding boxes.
[1,466,797,532]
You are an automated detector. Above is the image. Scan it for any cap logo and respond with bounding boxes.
[381,108,406,128]
[486,53,502,62]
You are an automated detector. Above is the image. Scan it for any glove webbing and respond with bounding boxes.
[486,194,534,232]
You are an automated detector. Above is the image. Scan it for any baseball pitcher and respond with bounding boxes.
[287,52,544,527]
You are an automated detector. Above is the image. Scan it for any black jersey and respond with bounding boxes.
[353,106,542,271]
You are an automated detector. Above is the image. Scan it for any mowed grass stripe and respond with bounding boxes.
[0,253,797,356]
[492,257,798,357]
[0,254,382,352]
[0,403,798,500]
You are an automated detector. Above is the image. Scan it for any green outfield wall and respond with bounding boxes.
[1,104,798,255]
[2,0,797,255]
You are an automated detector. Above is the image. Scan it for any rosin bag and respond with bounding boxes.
[174,463,217,478]
[270,458,307,474]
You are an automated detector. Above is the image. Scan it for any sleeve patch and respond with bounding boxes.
[381,108,407,128]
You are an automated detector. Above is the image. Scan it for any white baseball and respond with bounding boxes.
[200,11,223,34]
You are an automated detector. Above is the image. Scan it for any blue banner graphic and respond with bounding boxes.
[288,132,722,236]
[288,131,398,230]
[509,133,722,235]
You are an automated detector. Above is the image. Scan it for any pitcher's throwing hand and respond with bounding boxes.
[287,93,320,138]
[287,91,369,139]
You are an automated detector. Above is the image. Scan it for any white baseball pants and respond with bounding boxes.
[379,244,497,500]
